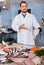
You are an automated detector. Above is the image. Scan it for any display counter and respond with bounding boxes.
[0,43,44,65]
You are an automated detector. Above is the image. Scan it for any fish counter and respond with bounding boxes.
[0,43,44,65]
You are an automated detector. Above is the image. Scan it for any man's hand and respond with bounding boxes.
[33,29,40,39]
[19,24,28,30]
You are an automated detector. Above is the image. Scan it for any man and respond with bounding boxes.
[12,1,41,46]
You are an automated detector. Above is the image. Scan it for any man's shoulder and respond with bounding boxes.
[28,13,35,17]
[13,14,21,21]
[15,14,21,18]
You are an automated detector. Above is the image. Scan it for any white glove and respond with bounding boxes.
[33,29,40,39]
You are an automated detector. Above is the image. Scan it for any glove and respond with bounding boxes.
[33,29,40,39]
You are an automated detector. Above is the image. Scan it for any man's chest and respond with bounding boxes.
[18,16,33,28]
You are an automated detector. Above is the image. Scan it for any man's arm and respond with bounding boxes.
[12,16,19,32]
[32,15,42,39]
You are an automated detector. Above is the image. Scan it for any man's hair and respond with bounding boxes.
[20,1,27,7]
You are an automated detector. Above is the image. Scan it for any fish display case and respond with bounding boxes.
[0,43,44,65]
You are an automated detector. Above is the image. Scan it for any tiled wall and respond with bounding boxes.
[29,3,44,23]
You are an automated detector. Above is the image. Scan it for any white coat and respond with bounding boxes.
[12,12,40,46]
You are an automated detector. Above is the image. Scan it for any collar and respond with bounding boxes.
[20,12,29,17]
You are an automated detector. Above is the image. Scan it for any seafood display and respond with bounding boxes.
[0,43,44,65]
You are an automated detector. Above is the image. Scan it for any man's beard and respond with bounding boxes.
[21,10,27,13]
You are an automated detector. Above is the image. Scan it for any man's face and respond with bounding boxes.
[20,3,28,13]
